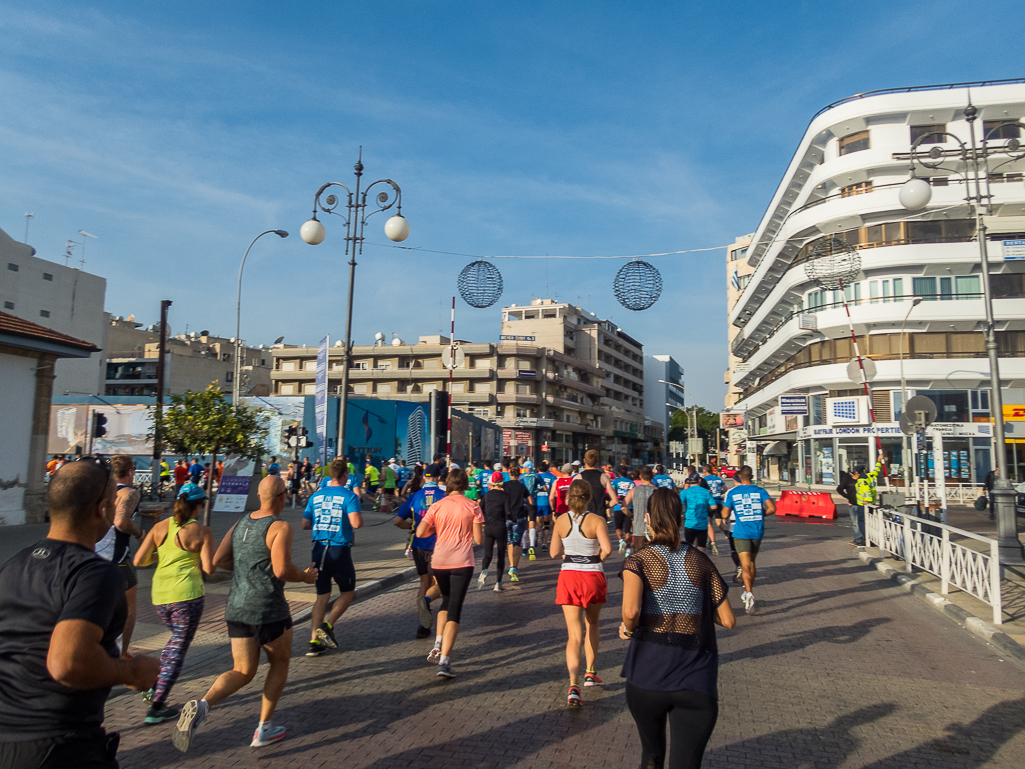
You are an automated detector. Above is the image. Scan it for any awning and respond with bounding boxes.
[763,441,790,456]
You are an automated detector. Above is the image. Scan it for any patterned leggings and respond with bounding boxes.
[153,596,205,705]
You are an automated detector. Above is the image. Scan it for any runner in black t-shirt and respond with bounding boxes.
[0,460,159,769]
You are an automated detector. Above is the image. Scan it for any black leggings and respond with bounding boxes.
[481,525,507,575]
[727,535,741,568]
[625,683,718,769]
[431,566,474,624]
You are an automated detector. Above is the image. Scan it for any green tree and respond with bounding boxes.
[668,406,724,461]
[149,385,268,524]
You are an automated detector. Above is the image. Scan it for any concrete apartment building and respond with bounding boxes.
[501,299,649,463]
[0,226,108,397]
[723,234,755,465]
[105,316,273,397]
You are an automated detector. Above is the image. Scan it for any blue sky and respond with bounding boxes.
[1,1,1021,408]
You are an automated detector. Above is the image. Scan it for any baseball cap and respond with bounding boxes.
[491,471,504,483]
[686,473,701,485]
[388,457,396,463]
[571,460,581,466]
[493,463,502,471]
[450,462,460,470]
[524,460,534,469]
[178,482,208,502]
[425,463,443,478]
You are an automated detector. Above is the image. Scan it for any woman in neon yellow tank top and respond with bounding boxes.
[134,483,216,725]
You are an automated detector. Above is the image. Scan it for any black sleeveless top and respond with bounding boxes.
[579,469,608,519]
[112,483,138,564]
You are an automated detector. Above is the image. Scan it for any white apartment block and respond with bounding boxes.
[729,81,1025,486]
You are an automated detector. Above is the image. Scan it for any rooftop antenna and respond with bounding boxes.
[24,213,33,244]
[78,231,99,268]
[64,240,78,267]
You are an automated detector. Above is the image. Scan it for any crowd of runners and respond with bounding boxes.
[0,447,776,769]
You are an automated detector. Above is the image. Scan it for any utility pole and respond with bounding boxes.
[152,300,171,499]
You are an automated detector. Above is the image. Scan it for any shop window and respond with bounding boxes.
[839,130,870,155]
[911,124,947,145]
[920,390,969,422]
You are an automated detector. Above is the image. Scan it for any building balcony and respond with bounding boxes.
[545,395,602,414]
[547,371,605,396]
[497,393,540,405]
[271,367,494,381]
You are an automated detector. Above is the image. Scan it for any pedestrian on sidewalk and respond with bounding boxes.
[551,479,612,707]
[393,463,445,636]
[620,487,735,769]
[415,468,484,678]
[172,476,318,753]
[837,468,861,545]
[133,483,216,724]
[722,466,776,615]
[478,471,509,591]
[303,458,364,657]
[0,460,160,769]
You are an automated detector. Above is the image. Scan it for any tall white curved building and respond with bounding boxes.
[407,406,426,464]
[729,80,1025,487]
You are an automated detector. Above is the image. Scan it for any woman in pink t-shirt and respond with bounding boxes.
[416,467,484,679]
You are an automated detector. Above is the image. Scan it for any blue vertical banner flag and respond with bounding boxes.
[315,335,329,465]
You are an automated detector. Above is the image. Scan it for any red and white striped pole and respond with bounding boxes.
[838,278,885,466]
[447,296,455,464]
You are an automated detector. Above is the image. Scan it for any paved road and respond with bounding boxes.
[103,515,1025,769]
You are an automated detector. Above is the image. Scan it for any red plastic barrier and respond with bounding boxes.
[776,490,837,520]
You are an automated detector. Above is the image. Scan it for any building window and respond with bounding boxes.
[984,120,1021,140]
[43,272,53,281]
[375,362,392,371]
[840,181,872,197]
[911,124,946,145]
[955,275,980,297]
[940,276,953,300]
[3,301,13,310]
[838,130,870,155]
[913,277,936,300]
[516,408,529,418]
[737,274,751,290]
[40,310,50,318]
[869,281,879,304]
[882,279,891,302]
[225,371,234,382]
[7,263,18,272]
[730,246,749,262]
[892,277,903,302]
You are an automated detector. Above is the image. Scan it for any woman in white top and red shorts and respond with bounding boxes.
[551,479,612,707]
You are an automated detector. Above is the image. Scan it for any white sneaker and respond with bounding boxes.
[494,582,504,592]
[477,570,487,590]
[251,723,286,747]
[743,592,755,614]
[618,539,626,554]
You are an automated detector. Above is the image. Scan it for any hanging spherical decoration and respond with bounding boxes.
[457,260,504,309]
[613,260,663,311]
[805,236,861,290]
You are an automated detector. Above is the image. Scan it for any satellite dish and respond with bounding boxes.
[442,347,466,370]
[334,340,344,347]
[899,395,938,435]
[375,332,385,345]
[391,337,405,346]
[273,336,285,345]
[847,357,877,384]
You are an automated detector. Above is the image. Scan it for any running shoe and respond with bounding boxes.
[624,548,633,557]
[583,672,604,688]
[306,640,326,657]
[316,621,337,649]
[493,582,504,592]
[436,663,457,679]
[144,704,180,725]
[427,646,442,665]
[477,570,487,590]
[417,596,434,630]
[710,541,720,557]
[618,539,626,554]
[415,624,431,639]
[567,686,582,707]
[746,594,756,615]
[734,566,743,584]
[509,569,520,583]
[172,699,205,753]
[528,546,536,561]
[251,723,286,747]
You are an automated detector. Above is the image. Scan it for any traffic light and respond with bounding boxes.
[92,412,108,439]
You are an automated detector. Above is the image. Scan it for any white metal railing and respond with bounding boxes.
[864,506,1002,624]
[901,482,985,505]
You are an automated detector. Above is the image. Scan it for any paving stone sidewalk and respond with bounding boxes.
[105,516,1025,768]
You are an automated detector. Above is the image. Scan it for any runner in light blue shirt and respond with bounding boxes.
[721,466,775,616]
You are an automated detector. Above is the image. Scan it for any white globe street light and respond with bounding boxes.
[898,177,932,210]
[300,218,326,245]
[384,214,410,242]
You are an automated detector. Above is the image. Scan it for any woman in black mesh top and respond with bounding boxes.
[620,488,735,769]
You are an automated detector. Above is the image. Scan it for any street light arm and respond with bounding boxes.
[312,182,355,225]
[360,179,402,218]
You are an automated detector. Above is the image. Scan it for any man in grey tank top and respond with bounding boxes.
[624,465,657,556]
[173,476,318,754]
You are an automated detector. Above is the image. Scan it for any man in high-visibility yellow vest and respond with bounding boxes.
[851,459,884,546]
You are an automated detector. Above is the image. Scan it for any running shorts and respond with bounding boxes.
[537,503,551,519]
[412,546,433,577]
[683,527,708,548]
[365,483,378,493]
[506,517,528,545]
[431,566,474,623]
[556,570,607,607]
[118,561,138,591]
[710,502,723,519]
[227,616,293,645]
[734,538,761,555]
[614,508,632,534]
[312,543,356,595]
